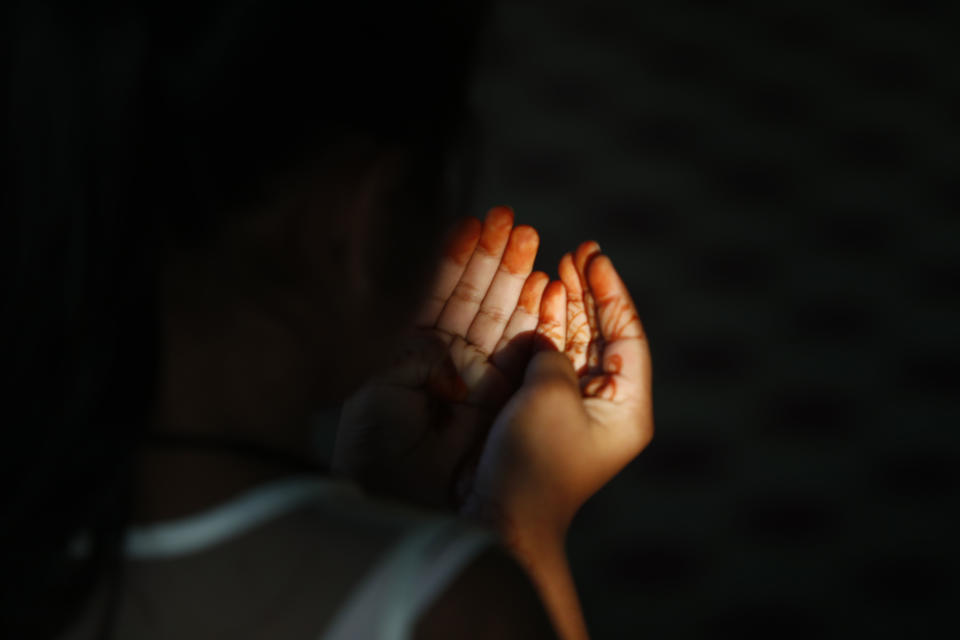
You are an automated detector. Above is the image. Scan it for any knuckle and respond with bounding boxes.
[476,305,509,326]
[450,280,482,305]
[532,379,579,406]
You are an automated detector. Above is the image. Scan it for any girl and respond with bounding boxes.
[2,2,653,638]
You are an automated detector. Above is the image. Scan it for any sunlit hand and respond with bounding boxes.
[332,206,547,508]
[461,243,654,542]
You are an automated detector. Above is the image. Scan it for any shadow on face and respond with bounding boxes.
[165,142,453,408]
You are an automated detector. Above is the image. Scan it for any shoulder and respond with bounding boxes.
[413,542,558,640]
[215,479,557,639]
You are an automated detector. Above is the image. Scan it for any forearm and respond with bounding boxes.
[462,499,590,640]
[506,528,589,640]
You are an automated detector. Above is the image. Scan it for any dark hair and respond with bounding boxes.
[1,2,487,636]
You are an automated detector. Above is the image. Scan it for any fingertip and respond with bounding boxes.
[525,347,580,387]
[528,270,550,285]
[501,224,540,274]
[586,254,619,301]
[485,205,515,228]
[538,280,567,346]
[512,224,539,245]
[479,206,515,254]
[586,253,612,271]
[573,240,602,276]
[519,271,550,313]
[558,253,580,293]
[541,279,567,308]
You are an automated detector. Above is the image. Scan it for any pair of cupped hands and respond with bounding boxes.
[332,206,653,542]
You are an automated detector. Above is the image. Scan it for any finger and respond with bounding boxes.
[465,224,539,354]
[573,240,603,370]
[435,206,514,341]
[559,252,590,373]
[520,349,587,445]
[489,271,549,383]
[534,280,566,353]
[588,255,644,342]
[415,217,482,327]
[523,349,579,391]
[585,254,651,397]
[503,271,551,342]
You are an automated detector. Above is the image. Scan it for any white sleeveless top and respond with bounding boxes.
[63,475,497,640]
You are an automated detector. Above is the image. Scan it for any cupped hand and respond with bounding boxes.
[332,206,548,508]
[461,243,654,540]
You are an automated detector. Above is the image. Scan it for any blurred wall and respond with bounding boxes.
[469,1,958,637]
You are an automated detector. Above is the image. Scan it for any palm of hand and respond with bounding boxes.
[559,241,651,421]
[333,207,547,508]
[463,241,654,531]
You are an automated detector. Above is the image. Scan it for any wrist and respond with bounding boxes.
[461,493,586,640]
[459,490,568,565]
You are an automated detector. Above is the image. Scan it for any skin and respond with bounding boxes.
[478,243,655,533]
[151,156,654,639]
[459,242,654,640]
[336,215,654,640]
[334,206,548,507]
[142,145,443,520]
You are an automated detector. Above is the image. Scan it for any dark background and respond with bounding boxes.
[466,1,958,637]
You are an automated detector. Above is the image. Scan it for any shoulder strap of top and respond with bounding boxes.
[121,475,359,559]
[318,517,497,640]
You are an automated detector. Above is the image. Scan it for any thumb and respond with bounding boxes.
[523,349,580,392]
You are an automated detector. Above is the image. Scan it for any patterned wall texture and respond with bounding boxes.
[468,1,958,637]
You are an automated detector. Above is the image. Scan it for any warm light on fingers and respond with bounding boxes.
[487,270,551,383]
[434,206,515,338]
[536,280,567,351]
[478,206,515,255]
[573,241,604,370]
[586,254,625,303]
[558,253,582,298]
[573,241,602,283]
[587,255,644,341]
[560,252,591,372]
[500,224,539,275]
[519,271,550,315]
